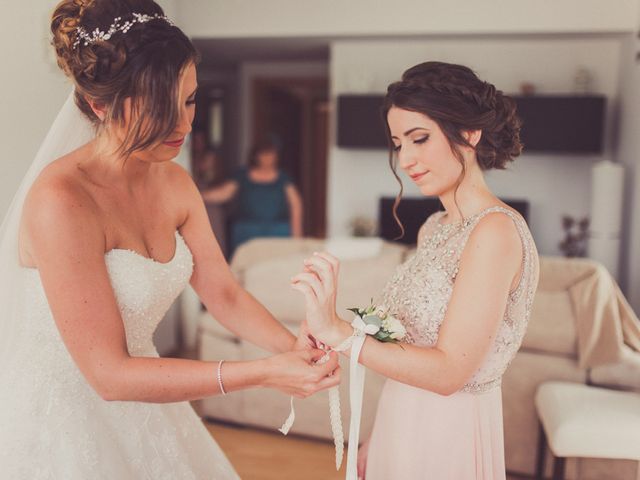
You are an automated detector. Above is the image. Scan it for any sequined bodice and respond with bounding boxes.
[20,230,193,364]
[380,206,539,394]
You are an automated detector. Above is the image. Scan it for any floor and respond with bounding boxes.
[204,419,527,480]
[205,421,345,480]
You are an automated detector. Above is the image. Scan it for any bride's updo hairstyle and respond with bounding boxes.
[382,61,523,235]
[51,0,198,156]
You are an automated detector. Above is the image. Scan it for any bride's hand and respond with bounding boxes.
[290,252,344,346]
[293,320,319,351]
[262,349,340,398]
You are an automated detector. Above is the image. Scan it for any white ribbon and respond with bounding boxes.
[278,396,296,435]
[279,317,370,480]
[339,323,367,480]
[351,315,380,336]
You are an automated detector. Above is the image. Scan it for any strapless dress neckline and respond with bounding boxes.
[20,230,186,271]
[105,230,185,266]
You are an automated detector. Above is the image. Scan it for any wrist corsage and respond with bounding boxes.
[280,300,407,478]
[347,300,406,344]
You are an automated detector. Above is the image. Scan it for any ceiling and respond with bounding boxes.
[192,37,330,69]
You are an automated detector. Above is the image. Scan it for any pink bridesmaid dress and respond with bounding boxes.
[366,206,539,480]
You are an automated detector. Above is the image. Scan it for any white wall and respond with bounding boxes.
[0,0,178,222]
[0,1,71,220]
[614,32,640,311]
[179,0,637,38]
[328,37,622,258]
[158,0,179,22]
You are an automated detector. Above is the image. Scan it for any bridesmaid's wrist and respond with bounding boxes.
[320,319,353,349]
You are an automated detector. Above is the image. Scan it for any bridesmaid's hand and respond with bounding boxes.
[291,252,345,346]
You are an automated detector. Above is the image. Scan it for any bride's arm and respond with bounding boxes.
[293,212,523,396]
[171,164,301,353]
[24,177,339,403]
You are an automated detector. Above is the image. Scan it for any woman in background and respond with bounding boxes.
[203,139,303,255]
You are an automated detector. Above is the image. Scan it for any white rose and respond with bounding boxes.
[375,305,389,319]
[385,316,406,339]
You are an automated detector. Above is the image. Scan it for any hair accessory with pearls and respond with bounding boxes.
[73,12,174,49]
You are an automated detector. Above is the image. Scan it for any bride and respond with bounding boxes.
[0,0,339,478]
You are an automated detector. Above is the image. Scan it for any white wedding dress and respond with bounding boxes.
[0,230,239,479]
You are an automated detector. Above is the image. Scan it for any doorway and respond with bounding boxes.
[251,77,329,238]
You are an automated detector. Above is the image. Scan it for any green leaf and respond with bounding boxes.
[347,307,361,316]
[375,331,390,340]
[378,336,397,343]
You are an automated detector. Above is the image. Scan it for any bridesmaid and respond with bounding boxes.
[293,61,540,479]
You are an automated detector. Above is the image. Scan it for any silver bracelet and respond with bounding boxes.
[217,360,227,396]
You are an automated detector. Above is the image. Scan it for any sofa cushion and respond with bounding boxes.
[230,238,325,280]
[243,243,406,326]
[523,290,577,356]
[243,253,308,326]
[198,310,243,340]
[535,381,640,460]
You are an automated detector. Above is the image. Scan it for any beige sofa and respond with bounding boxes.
[184,238,640,479]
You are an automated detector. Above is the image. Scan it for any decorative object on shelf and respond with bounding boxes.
[588,160,625,280]
[519,82,536,96]
[349,215,377,237]
[559,215,589,258]
[573,66,593,94]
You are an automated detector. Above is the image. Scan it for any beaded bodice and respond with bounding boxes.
[380,206,539,394]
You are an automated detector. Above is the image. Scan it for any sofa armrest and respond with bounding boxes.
[590,345,640,392]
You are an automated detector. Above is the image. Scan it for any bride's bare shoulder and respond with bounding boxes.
[157,160,203,205]
[28,148,95,204]
[19,149,103,267]
[22,150,99,231]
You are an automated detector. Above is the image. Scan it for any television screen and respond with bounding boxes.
[378,197,530,245]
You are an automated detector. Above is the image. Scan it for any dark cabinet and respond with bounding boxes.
[336,94,606,154]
